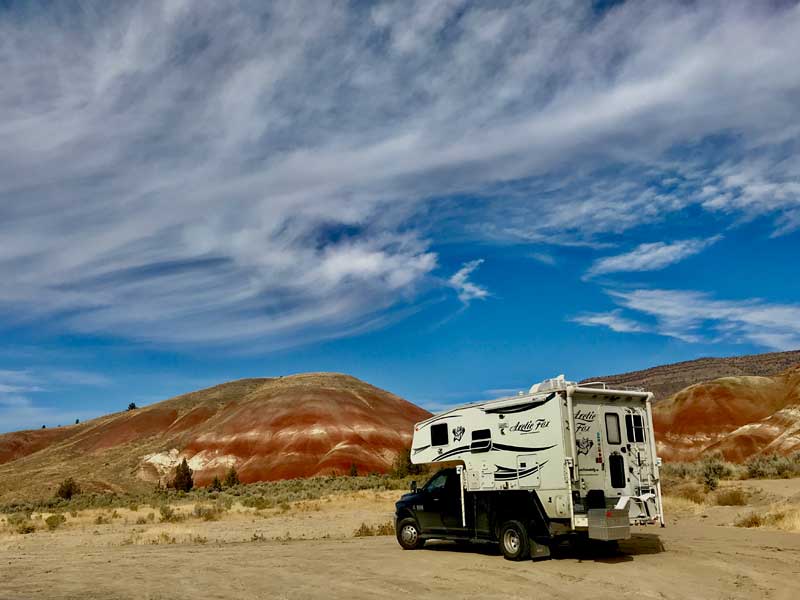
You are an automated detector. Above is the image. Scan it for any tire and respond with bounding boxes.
[499,520,530,561]
[396,517,424,550]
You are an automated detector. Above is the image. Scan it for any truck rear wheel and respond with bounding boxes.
[499,520,530,561]
[396,518,423,550]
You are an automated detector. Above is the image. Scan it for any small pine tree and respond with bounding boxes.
[223,466,240,488]
[56,477,80,500]
[349,463,358,477]
[172,458,194,492]
[75,418,80,424]
[209,476,223,492]
[127,402,137,411]
[391,448,423,478]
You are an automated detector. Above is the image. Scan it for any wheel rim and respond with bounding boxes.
[503,529,520,554]
[401,524,418,545]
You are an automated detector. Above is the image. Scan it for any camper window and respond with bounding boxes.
[470,428,492,453]
[430,423,449,446]
[605,413,621,445]
[625,414,645,443]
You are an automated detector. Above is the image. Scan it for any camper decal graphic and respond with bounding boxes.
[493,461,549,481]
[509,418,550,434]
[432,443,557,462]
[452,426,465,442]
[576,437,593,455]
[574,409,596,433]
[498,422,509,435]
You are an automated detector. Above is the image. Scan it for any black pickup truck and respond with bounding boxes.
[394,468,553,560]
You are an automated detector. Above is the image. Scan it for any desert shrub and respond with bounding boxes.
[172,459,194,492]
[223,467,240,488]
[209,476,223,492]
[147,512,155,522]
[353,522,375,537]
[94,514,111,525]
[135,516,148,525]
[242,496,274,510]
[734,512,764,528]
[56,478,80,500]
[374,521,395,536]
[159,504,182,523]
[45,514,67,531]
[16,521,36,534]
[671,482,707,504]
[745,454,800,479]
[700,454,726,491]
[192,504,221,521]
[715,488,749,506]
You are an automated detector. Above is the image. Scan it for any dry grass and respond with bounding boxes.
[734,505,800,532]
[353,521,395,537]
[714,488,749,506]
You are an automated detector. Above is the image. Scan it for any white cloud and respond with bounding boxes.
[448,260,489,305]
[585,236,722,278]
[576,289,800,350]
[571,310,649,334]
[0,2,799,347]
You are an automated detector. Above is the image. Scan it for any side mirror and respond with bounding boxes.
[410,480,417,493]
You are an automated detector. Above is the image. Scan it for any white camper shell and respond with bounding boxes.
[410,375,664,539]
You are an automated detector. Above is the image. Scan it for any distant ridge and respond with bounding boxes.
[582,349,800,402]
[0,373,430,502]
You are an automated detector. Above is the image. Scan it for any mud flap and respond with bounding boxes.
[530,538,551,560]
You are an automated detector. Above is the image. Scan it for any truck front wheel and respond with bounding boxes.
[499,520,531,561]
[396,517,423,550]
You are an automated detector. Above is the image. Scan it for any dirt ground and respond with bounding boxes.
[2,483,800,600]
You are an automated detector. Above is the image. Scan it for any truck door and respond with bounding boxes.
[417,471,449,534]
[440,469,468,535]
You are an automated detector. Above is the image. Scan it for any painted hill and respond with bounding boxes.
[652,365,800,462]
[583,350,800,402]
[0,373,430,502]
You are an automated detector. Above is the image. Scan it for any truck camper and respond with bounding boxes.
[394,375,664,560]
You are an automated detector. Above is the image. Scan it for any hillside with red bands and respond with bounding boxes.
[653,365,800,462]
[0,374,430,499]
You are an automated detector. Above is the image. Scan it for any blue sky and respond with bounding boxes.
[1,1,799,432]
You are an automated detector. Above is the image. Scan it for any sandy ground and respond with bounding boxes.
[2,483,800,600]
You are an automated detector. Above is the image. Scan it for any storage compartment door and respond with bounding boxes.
[516,454,540,488]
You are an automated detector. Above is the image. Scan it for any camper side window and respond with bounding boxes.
[625,414,645,443]
[470,429,492,453]
[430,423,449,446]
[605,413,621,445]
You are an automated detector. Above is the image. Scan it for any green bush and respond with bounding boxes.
[45,514,66,531]
[209,476,223,492]
[700,455,726,491]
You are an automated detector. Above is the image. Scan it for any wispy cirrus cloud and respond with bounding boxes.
[571,309,650,334]
[573,289,800,350]
[448,260,489,305]
[585,236,722,279]
[0,2,799,349]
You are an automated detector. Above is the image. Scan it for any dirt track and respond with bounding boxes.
[2,482,800,600]
[2,520,800,600]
